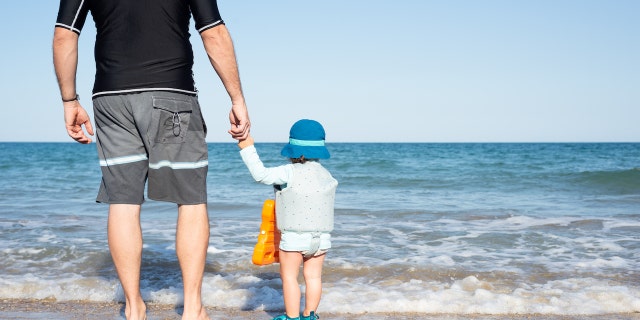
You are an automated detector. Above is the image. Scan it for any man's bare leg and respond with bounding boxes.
[108,204,147,320]
[176,204,210,320]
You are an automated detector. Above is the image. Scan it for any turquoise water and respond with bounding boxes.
[0,142,639,314]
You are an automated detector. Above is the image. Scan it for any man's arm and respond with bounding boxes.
[53,27,93,144]
[200,25,250,140]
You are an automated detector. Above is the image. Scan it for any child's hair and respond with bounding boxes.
[290,156,307,164]
[290,155,318,164]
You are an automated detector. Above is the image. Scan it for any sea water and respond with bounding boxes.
[0,142,638,315]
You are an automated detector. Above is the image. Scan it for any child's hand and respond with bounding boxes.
[237,134,254,149]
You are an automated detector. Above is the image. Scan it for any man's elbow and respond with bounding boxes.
[200,24,231,44]
[53,27,78,46]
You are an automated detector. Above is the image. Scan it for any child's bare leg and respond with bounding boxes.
[279,250,304,318]
[302,253,325,316]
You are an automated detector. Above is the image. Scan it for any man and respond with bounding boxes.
[52,1,250,319]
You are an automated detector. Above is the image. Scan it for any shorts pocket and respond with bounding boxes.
[151,97,193,144]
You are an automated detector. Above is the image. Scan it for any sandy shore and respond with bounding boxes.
[0,299,639,320]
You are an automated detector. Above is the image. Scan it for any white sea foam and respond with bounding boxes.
[1,271,638,315]
[603,219,640,231]
[0,275,118,302]
[36,233,57,243]
[429,255,456,266]
[319,276,640,315]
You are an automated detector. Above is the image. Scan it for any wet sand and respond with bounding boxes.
[1,299,639,320]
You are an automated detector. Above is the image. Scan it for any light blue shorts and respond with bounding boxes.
[280,232,331,257]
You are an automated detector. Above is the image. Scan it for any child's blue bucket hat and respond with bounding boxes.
[281,119,330,159]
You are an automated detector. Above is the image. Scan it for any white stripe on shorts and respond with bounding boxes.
[149,160,209,170]
[100,154,149,166]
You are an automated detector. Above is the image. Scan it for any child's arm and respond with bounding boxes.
[238,134,254,149]
[238,134,293,186]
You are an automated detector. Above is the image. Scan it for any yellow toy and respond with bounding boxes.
[252,199,280,265]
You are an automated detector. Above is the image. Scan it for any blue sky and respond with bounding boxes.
[1,1,638,142]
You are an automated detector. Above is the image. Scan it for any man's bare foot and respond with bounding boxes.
[124,308,147,320]
[181,306,210,320]
[124,298,147,320]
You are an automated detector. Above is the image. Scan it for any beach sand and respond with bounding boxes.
[0,300,638,320]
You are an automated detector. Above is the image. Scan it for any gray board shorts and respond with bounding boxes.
[93,91,208,205]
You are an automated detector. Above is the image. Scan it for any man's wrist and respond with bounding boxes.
[62,94,79,102]
[230,95,245,105]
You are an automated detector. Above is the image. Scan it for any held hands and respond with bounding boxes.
[228,101,250,141]
[64,101,94,144]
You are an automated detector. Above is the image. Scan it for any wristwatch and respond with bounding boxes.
[62,94,79,102]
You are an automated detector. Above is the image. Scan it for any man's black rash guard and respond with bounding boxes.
[55,0,224,98]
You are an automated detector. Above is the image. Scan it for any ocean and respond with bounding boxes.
[0,142,639,316]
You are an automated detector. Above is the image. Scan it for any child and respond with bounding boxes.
[238,119,338,320]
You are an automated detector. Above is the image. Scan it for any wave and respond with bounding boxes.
[571,168,640,194]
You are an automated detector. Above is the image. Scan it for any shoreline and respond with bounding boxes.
[1,299,639,320]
